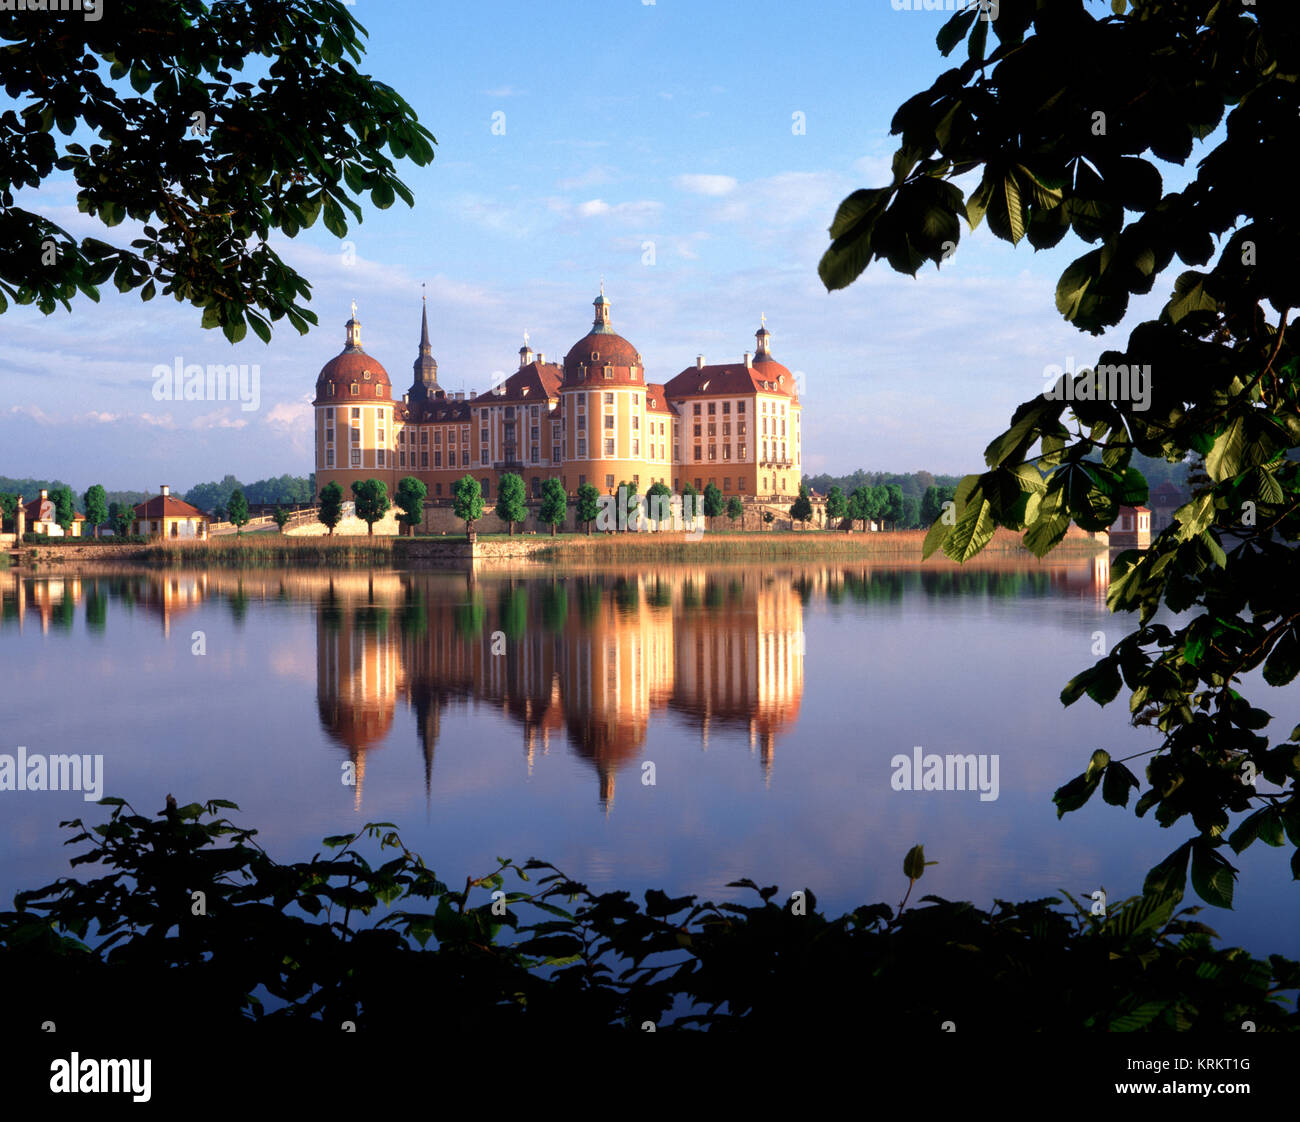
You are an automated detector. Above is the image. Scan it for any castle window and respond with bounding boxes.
[577,439,587,457]
[724,478,730,490]
[377,450,385,466]
[604,392,614,405]
[723,402,730,414]
[694,446,702,461]
[352,408,361,419]
[606,475,615,490]
[326,408,334,420]
[326,429,334,443]
[326,450,334,466]
[604,415,614,429]
[431,452,439,467]
[399,451,406,466]
[693,403,701,415]
[738,402,745,414]
[552,444,561,462]
[449,451,456,466]
[708,403,716,415]
[632,440,639,456]
[350,449,361,466]
[435,483,442,496]
[351,384,358,395]
[604,439,615,456]
[738,476,745,490]
[531,477,541,497]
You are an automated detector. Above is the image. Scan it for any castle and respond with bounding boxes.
[312,289,802,505]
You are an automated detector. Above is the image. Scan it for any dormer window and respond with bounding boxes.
[590,351,599,361]
[350,383,359,395]
[363,370,371,380]
[604,365,613,379]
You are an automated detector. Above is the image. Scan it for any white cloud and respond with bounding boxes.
[675,174,738,197]
[576,198,662,221]
[485,85,525,98]
[264,400,313,430]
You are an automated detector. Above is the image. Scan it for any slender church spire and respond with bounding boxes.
[411,287,440,400]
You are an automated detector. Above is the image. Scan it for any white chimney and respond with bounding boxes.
[470,390,477,399]
[161,484,170,496]
[744,352,753,368]
[537,353,545,364]
[696,355,705,369]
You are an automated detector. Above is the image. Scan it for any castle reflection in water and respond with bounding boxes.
[317,569,806,810]
[0,552,1111,811]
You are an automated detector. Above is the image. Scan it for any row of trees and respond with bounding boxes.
[0,484,140,538]
[814,482,958,531]
[308,475,752,538]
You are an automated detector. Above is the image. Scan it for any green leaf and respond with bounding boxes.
[1143,840,1193,902]
[1262,627,1300,687]
[1110,1002,1167,1032]
[942,491,995,563]
[1189,840,1236,909]
[1004,174,1025,244]
[1053,765,1103,817]
[1102,760,1140,807]
[936,8,977,55]
[921,512,950,559]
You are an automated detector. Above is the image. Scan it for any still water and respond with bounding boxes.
[2,559,1296,961]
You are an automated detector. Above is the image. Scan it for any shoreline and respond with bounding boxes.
[6,526,1107,571]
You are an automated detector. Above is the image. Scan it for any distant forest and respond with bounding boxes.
[0,474,315,515]
[805,453,1189,502]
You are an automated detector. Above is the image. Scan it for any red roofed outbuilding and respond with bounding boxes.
[132,486,210,540]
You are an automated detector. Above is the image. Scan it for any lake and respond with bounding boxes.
[2,557,1297,963]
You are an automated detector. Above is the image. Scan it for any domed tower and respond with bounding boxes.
[749,315,801,495]
[314,304,396,497]
[560,285,649,495]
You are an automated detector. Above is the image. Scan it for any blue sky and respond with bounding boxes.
[2,0,1197,492]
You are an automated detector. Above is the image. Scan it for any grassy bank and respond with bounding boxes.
[17,535,396,568]
[531,527,1105,562]
[157,536,395,566]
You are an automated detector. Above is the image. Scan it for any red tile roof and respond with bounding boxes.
[644,384,679,415]
[133,494,209,520]
[665,355,799,400]
[22,495,85,522]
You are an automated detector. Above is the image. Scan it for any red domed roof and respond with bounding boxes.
[562,289,644,388]
[314,312,393,405]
